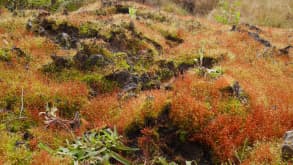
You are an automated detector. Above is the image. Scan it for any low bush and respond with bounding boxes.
[58,127,138,165]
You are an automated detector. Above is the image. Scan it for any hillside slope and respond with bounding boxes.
[0,1,293,164]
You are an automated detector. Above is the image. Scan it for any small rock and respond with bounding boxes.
[232,81,241,97]
[58,32,71,49]
[164,84,173,91]
[11,46,26,57]
[123,82,138,92]
[63,9,69,16]
[140,73,151,84]
[26,19,33,30]
[279,45,292,55]
[23,132,33,141]
[38,26,46,36]
[37,10,50,18]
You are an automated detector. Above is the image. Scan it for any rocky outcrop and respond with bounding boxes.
[248,32,271,47]
[232,23,272,47]
[282,130,293,160]
[73,51,109,70]
[105,70,134,87]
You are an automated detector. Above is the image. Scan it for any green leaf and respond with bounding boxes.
[38,143,54,155]
[108,151,131,165]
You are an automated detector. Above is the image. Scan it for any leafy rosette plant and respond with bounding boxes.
[58,127,138,165]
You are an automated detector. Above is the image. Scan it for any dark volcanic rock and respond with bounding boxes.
[116,5,129,14]
[105,70,132,87]
[123,82,138,92]
[73,51,89,69]
[50,54,72,69]
[282,130,293,160]
[57,32,72,49]
[140,73,151,84]
[248,32,271,47]
[178,62,194,74]
[87,54,106,67]
[279,45,292,55]
[73,50,108,70]
[141,80,161,90]
[125,105,213,165]
[165,34,184,44]
[11,46,26,57]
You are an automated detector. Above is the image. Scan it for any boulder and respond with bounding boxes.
[105,70,132,87]
[50,54,72,69]
[282,130,293,160]
[74,51,109,70]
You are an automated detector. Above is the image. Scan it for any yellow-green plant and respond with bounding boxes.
[214,0,241,25]
[129,6,137,19]
[58,127,138,165]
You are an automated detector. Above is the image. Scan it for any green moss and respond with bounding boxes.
[0,92,18,111]
[178,130,188,143]
[158,68,174,81]
[6,117,34,133]
[218,98,248,117]
[61,0,87,11]
[175,55,197,66]
[0,49,11,62]
[82,75,118,94]
[96,6,117,15]
[100,47,113,58]
[79,22,99,37]
[27,0,50,8]
[136,10,168,22]
[160,30,183,43]
[53,69,82,81]
[208,66,224,79]
[42,63,60,73]
[98,25,115,41]
[55,99,81,118]
[112,52,130,70]
[0,130,32,165]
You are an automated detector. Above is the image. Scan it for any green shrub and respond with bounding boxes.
[129,6,137,19]
[214,0,241,25]
[58,127,138,165]
[82,75,118,94]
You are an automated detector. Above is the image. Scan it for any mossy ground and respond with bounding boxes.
[0,1,292,164]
